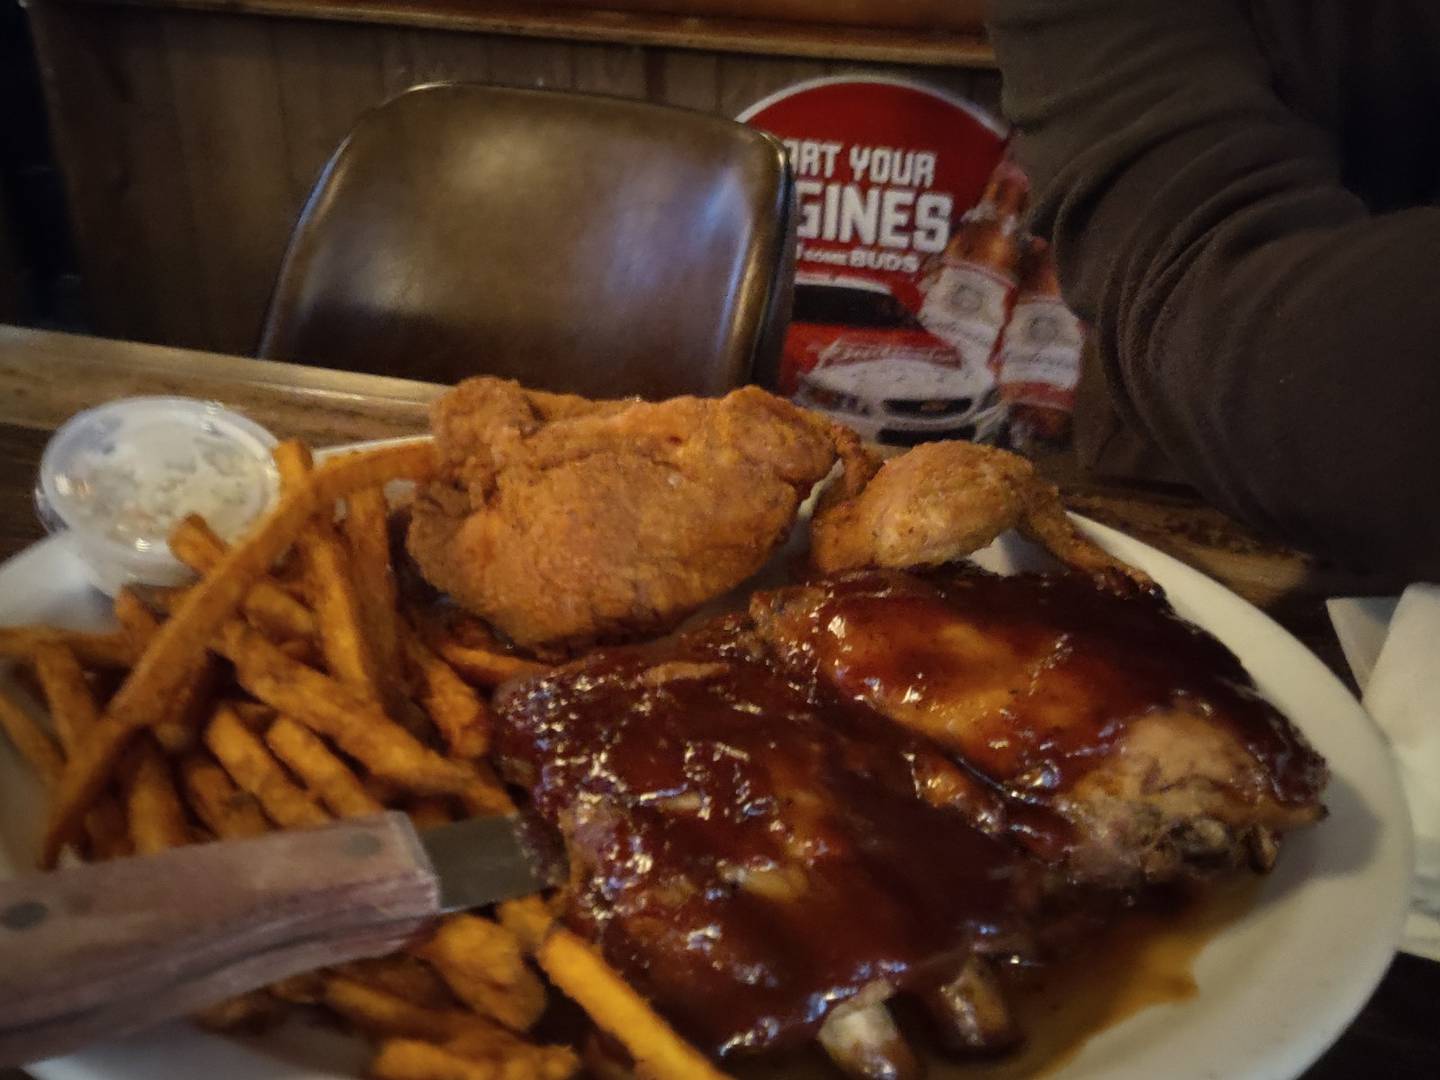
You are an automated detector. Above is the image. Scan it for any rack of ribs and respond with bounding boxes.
[493,576,1325,1076]
[751,567,1327,885]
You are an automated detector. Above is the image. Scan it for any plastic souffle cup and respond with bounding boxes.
[35,396,281,595]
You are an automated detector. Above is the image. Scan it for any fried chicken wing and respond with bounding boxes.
[811,440,1152,594]
[408,377,866,649]
[751,568,1327,886]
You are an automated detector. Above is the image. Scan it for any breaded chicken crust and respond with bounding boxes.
[408,377,869,649]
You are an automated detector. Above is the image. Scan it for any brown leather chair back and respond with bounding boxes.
[259,83,794,398]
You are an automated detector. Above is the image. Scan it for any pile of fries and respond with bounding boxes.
[0,438,728,1080]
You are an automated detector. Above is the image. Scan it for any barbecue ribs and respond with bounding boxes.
[751,567,1327,886]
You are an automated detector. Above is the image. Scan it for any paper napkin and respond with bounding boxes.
[1329,584,1440,962]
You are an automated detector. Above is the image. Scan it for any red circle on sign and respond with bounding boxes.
[740,78,1009,405]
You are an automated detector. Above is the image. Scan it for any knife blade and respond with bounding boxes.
[0,809,567,1067]
[420,810,567,911]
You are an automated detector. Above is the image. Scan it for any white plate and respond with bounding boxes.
[0,491,1412,1080]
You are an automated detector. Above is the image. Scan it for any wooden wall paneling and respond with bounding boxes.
[571,41,647,98]
[453,0,987,34]
[269,16,388,208]
[714,51,827,117]
[375,28,421,99]
[54,2,994,66]
[653,49,720,112]
[27,3,211,346]
[483,34,576,90]
[160,9,299,354]
[817,60,1006,122]
[378,24,494,93]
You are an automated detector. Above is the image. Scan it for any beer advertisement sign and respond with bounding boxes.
[739,76,1086,451]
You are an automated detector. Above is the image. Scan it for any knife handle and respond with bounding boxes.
[0,811,439,1067]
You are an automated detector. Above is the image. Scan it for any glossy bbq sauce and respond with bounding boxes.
[754,568,1326,806]
[945,875,1264,1079]
[494,573,1319,1074]
[494,629,1049,1058]
[729,875,1264,1080]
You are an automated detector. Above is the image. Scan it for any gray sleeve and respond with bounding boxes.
[990,0,1440,578]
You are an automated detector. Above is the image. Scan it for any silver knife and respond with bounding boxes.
[0,810,564,1067]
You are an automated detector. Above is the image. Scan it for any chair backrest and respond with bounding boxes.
[259,83,794,398]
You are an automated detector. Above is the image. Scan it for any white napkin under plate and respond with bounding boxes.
[1329,584,1440,961]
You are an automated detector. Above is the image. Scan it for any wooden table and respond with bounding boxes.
[0,323,1434,1078]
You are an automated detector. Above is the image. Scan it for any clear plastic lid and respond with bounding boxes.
[36,397,280,595]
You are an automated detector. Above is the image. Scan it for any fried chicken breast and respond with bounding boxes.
[407,377,867,649]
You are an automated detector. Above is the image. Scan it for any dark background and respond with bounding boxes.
[0,0,83,329]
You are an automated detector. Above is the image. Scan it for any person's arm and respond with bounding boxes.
[990,0,1440,578]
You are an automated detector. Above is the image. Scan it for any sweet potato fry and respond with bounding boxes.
[0,626,137,668]
[192,990,284,1034]
[28,645,130,859]
[41,485,321,864]
[457,767,516,819]
[30,642,99,751]
[205,704,329,829]
[179,754,271,839]
[135,584,190,614]
[408,609,548,687]
[275,637,324,667]
[322,976,485,1043]
[371,1037,578,1080]
[172,514,316,642]
[168,514,228,572]
[402,629,490,758]
[334,955,456,1011]
[424,636,549,689]
[268,972,326,1005]
[405,797,457,829]
[327,977,576,1078]
[444,1030,580,1079]
[217,621,475,797]
[298,524,385,699]
[365,774,405,805]
[497,897,556,955]
[243,586,317,643]
[113,587,162,649]
[0,686,63,785]
[416,915,547,1033]
[535,929,730,1080]
[455,757,514,818]
[150,654,220,755]
[312,441,438,505]
[41,442,436,865]
[369,1040,496,1080]
[391,697,442,745]
[344,485,404,709]
[277,444,389,700]
[229,700,277,730]
[81,796,131,862]
[123,740,194,855]
[273,438,314,493]
[264,717,382,819]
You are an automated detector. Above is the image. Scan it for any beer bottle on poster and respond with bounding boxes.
[918,158,1029,374]
[998,238,1087,450]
